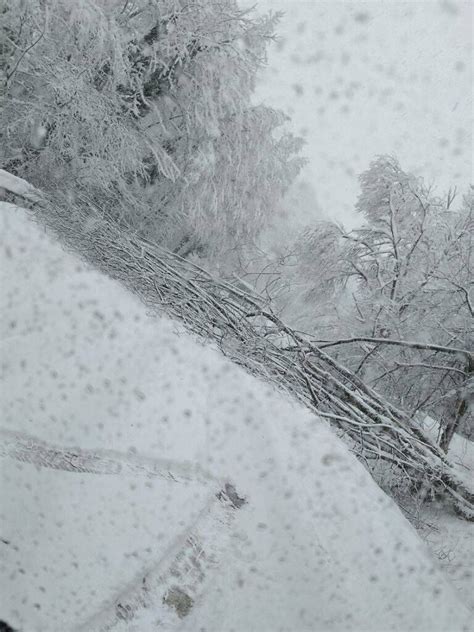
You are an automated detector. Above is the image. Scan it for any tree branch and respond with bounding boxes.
[314,336,472,360]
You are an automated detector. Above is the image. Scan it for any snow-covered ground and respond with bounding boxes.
[417,418,474,612]
[0,207,472,631]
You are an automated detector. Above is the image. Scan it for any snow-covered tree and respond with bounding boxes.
[2,0,303,261]
[282,157,473,449]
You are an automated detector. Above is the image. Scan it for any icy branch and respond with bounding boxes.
[314,336,472,360]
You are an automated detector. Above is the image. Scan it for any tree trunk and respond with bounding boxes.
[439,398,468,452]
[439,357,473,452]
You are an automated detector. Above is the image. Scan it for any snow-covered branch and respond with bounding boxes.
[0,169,43,203]
[2,169,473,518]
[313,336,472,360]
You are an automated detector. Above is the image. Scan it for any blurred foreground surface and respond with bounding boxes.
[0,207,471,631]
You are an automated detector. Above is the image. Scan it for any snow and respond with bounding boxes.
[417,417,474,612]
[0,207,472,631]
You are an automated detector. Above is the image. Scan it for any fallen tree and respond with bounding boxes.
[1,169,473,519]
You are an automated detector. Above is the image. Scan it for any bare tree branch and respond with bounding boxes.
[314,336,472,360]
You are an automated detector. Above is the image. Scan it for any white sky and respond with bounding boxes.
[251,0,473,224]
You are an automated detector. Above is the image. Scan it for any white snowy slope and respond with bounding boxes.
[0,207,471,632]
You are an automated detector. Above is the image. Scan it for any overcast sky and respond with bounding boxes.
[251,0,472,225]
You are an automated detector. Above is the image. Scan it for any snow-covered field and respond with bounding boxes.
[0,207,472,631]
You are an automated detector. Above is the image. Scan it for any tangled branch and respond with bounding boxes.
[1,169,473,519]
